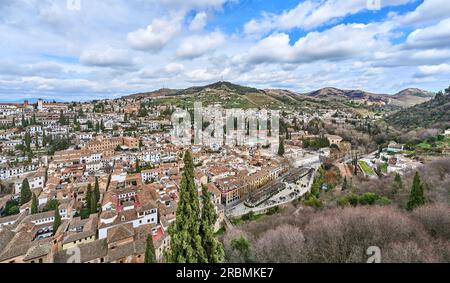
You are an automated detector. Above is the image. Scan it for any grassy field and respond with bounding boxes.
[359,160,375,176]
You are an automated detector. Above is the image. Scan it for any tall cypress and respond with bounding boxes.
[31,193,38,214]
[53,208,61,235]
[94,177,100,203]
[144,234,156,263]
[393,173,403,196]
[278,137,285,156]
[199,185,224,263]
[86,184,92,211]
[166,150,206,263]
[20,178,32,205]
[90,191,97,214]
[406,172,426,211]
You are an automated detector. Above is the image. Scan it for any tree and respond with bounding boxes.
[53,208,61,235]
[407,172,426,211]
[31,193,38,214]
[24,132,32,152]
[86,184,92,211]
[94,177,100,204]
[166,150,206,263]
[34,134,39,149]
[393,173,403,196]
[199,185,224,263]
[20,178,32,205]
[90,191,98,214]
[342,177,348,191]
[278,137,285,156]
[144,234,156,263]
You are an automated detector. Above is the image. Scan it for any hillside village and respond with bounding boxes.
[0,83,449,263]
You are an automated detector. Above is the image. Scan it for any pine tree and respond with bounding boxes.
[94,177,100,204]
[31,193,38,214]
[20,178,32,205]
[199,185,224,263]
[166,150,206,263]
[406,172,426,211]
[53,208,61,235]
[144,234,156,263]
[278,137,285,156]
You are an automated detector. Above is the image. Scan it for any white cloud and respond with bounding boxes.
[406,19,450,49]
[244,0,413,35]
[417,64,450,76]
[189,12,208,32]
[80,47,134,67]
[159,0,228,9]
[177,32,226,59]
[248,23,392,64]
[164,62,185,74]
[396,0,450,26]
[127,16,182,52]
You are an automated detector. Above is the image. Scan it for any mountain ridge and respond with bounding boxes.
[122,81,434,107]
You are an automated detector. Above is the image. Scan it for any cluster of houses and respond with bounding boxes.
[0,98,352,263]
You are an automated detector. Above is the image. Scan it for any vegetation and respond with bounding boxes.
[144,235,156,263]
[20,178,31,205]
[166,151,206,263]
[358,160,375,176]
[199,185,225,263]
[53,208,61,235]
[223,205,450,263]
[406,172,426,211]
[31,193,38,214]
[387,89,450,132]
[338,192,390,207]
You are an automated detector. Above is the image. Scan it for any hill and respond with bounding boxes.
[391,88,435,106]
[303,87,389,104]
[122,81,433,110]
[386,93,450,131]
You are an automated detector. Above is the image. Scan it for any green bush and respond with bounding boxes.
[338,193,390,207]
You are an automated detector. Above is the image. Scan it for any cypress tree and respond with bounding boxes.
[94,177,100,203]
[53,208,61,235]
[20,178,32,205]
[144,234,156,263]
[342,176,348,191]
[393,173,403,196]
[166,150,206,263]
[406,172,426,211]
[24,132,32,152]
[90,191,97,214]
[278,137,285,156]
[199,185,224,263]
[31,193,38,214]
[86,184,92,211]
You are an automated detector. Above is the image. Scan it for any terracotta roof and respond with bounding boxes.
[106,223,134,244]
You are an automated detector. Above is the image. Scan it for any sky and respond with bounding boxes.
[0,0,450,102]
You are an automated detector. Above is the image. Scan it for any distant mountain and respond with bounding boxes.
[303,87,389,104]
[391,88,435,106]
[387,93,450,131]
[122,81,433,108]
